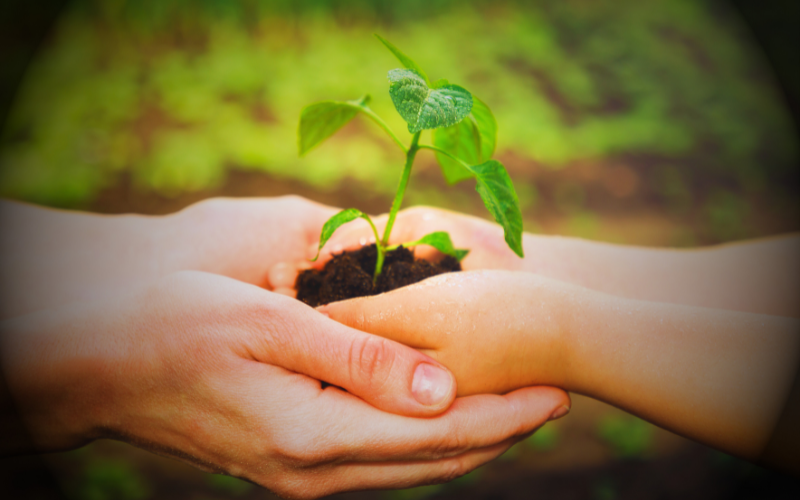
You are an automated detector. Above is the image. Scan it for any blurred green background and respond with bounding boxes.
[1,0,798,499]
[1,0,798,246]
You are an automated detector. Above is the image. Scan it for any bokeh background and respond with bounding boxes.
[1,0,798,499]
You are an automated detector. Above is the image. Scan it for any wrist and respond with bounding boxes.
[551,280,609,395]
[511,273,587,391]
[0,307,111,453]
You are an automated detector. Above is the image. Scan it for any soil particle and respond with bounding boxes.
[296,244,461,307]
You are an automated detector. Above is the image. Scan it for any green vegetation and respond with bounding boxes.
[301,35,522,278]
[68,459,150,500]
[527,422,561,452]
[206,474,254,496]
[0,0,795,245]
[597,414,654,459]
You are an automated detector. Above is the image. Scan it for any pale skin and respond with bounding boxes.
[271,206,800,461]
[0,198,570,499]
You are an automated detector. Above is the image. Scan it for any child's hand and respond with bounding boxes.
[320,270,580,398]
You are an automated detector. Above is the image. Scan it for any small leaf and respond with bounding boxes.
[465,160,524,258]
[432,96,497,184]
[298,95,371,156]
[311,208,373,261]
[388,69,473,133]
[404,231,469,261]
[374,34,430,85]
[431,78,450,88]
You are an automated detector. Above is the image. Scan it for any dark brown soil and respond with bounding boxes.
[295,244,461,307]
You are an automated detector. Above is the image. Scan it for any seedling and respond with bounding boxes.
[298,34,523,281]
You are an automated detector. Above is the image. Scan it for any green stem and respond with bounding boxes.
[362,215,385,284]
[373,131,421,279]
[360,107,408,154]
[417,144,470,168]
[381,132,421,248]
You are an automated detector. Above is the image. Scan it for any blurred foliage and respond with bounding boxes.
[67,458,151,500]
[0,0,796,217]
[205,474,254,496]
[526,421,561,451]
[597,414,655,459]
[382,483,444,500]
[593,477,618,500]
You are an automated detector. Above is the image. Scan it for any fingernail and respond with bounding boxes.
[549,404,570,421]
[412,363,453,407]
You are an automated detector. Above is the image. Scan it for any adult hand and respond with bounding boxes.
[320,270,574,397]
[0,196,336,318]
[165,196,338,290]
[0,271,570,498]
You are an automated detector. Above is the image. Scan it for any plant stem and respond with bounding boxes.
[362,215,385,284]
[417,144,470,168]
[360,107,408,154]
[374,131,421,278]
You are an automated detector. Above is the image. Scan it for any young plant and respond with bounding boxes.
[298,34,524,281]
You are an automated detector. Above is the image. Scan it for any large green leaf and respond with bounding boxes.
[471,96,498,159]
[298,95,370,156]
[311,208,374,261]
[433,96,497,184]
[374,34,430,86]
[465,160,524,258]
[403,231,469,261]
[433,118,481,184]
[388,69,472,133]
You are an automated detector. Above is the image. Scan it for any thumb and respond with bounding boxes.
[262,299,457,418]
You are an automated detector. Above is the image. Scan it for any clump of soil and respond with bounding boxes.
[296,244,461,307]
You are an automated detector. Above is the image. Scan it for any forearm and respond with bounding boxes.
[562,289,800,459]
[522,233,800,317]
[0,201,175,318]
[0,302,120,454]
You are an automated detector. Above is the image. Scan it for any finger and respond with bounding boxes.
[296,384,570,462]
[317,271,486,349]
[273,287,296,298]
[267,262,299,289]
[271,436,520,498]
[287,195,342,244]
[251,296,457,417]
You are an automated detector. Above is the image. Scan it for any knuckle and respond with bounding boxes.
[272,425,347,470]
[432,419,469,457]
[439,457,471,483]
[349,306,368,331]
[348,335,396,392]
[275,438,330,468]
[268,474,319,500]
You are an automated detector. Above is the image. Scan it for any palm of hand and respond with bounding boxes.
[267,206,524,293]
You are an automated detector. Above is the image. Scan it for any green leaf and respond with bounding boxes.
[388,69,473,134]
[298,95,370,156]
[433,96,497,184]
[471,96,498,159]
[374,34,430,86]
[404,231,469,261]
[311,208,373,261]
[465,160,524,258]
[433,117,481,184]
